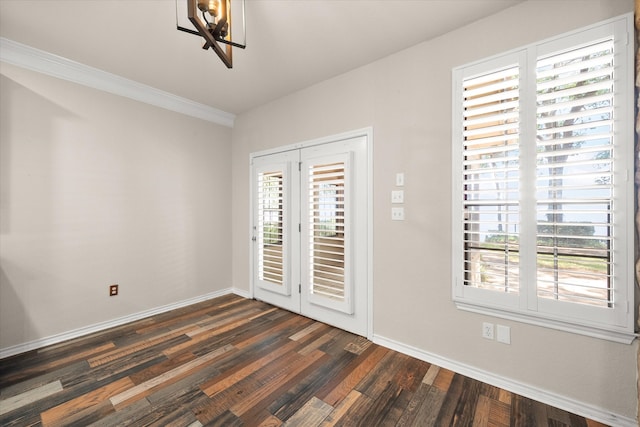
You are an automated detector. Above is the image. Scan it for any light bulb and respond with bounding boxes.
[197,0,218,17]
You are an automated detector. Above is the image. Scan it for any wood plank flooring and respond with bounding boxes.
[0,294,608,426]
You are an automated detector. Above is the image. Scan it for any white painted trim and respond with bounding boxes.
[250,127,374,158]
[0,37,235,128]
[0,288,236,360]
[365,127,374,341]
[248,155,256,302]
[232,287,251,299]
[456,301,638,344]
[372,334,637,427]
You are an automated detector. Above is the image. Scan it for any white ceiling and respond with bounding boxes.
[0,0,523,115]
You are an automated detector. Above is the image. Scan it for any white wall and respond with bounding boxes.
[231,0,637,420]
[0,63,233,351]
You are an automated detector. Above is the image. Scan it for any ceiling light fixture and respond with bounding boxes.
[176,0,246,68]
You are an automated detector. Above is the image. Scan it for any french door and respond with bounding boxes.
[251,135,369,337]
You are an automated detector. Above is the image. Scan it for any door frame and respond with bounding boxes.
[248,127,373,340]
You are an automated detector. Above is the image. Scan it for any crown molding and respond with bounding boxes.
[0,37,235,128]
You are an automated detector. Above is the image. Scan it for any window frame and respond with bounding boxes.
[451,14,635,344]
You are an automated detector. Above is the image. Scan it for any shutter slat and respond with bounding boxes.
[537,105,612,126]
[537,80,613,103]
[463,122,519,138]
[463,88,519,108]
[537,92,612,115]
[537,49,612,76]
[537,68,612,92]
[463,100,519,119]
[536,119,611,138]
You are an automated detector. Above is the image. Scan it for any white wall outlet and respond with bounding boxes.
[391,190,404,204]
[391,207,405,221]
[396,172,405,186]
[482,322,494,340]
[497,324,511,344]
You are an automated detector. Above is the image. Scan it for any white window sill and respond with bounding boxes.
[455,301,637,344]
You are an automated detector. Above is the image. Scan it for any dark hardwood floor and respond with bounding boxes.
[0,294,607,426]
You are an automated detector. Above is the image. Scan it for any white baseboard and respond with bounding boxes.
[0,288,241,359]
[231,287,251,299]
[372,334,637,427]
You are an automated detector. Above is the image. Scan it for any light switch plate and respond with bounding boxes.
[396,173,405,186]
[497,324,511,344]
[391,190,404,204]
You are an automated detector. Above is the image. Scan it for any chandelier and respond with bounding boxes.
[177,0,246,68]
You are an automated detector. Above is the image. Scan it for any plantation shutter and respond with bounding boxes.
[461,65,521,294]
[306,154,353,314]
[535,38,614,307]
[257,170,285,287]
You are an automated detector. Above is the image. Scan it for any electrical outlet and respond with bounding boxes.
[391,207,405,221]
[109,284,119,296]
[482,322,494,340]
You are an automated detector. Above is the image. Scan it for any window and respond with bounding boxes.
[452,15,634,343]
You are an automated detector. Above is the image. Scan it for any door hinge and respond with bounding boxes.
[299,284,301,294]
[299,223,301,233]
[298,161,302,171]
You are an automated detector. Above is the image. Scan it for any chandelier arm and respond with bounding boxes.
[217,38,246,49]
[201,10,210,27]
